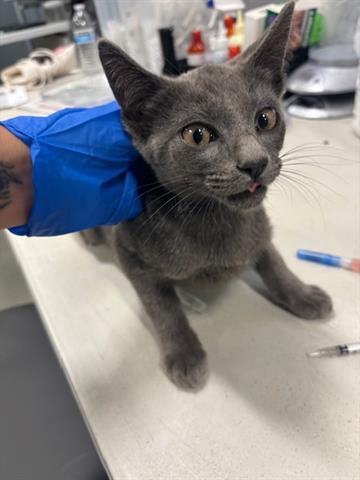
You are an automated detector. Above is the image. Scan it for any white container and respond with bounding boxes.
[207,20,228,64]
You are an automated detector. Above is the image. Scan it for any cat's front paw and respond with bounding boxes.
[283,284,333,320]
[164,346,208,391]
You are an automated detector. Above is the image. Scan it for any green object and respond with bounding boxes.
[264,10,278,30]
[302,8,316,47]
[309,12,324,46]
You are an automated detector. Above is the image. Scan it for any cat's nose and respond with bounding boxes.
[237,158,268,180]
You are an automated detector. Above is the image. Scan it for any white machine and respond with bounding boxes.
[286,45,357,119]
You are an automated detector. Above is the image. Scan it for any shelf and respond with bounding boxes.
[0,21,71,47]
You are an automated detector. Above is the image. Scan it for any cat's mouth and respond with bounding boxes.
[226,183,267,205]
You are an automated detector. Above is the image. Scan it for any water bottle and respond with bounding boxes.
[72,3,100,73]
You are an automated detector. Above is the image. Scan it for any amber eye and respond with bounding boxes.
[256,108,277,131]
[182,124,216,146]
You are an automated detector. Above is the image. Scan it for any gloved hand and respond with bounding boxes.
[0,101,143,236]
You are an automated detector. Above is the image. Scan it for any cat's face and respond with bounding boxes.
[138,64,286,211]
[99,2,294,212]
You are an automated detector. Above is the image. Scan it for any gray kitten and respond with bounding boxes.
[85,2,332,390]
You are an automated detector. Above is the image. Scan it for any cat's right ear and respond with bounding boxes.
[236,1,295,94]
[98,40,164,116]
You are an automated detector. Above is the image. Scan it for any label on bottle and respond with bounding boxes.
[187,53,205,67]
[74,32,96,45]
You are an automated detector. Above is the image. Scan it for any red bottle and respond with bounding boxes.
[224,15,235,38]
[187,30,206,67]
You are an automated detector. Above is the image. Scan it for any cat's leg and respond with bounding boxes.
[117,247,208,390]
[80,227,104,246]
[255,243,333,319]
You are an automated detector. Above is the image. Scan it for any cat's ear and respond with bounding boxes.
[237,1,295,93]
[98,40,165,116]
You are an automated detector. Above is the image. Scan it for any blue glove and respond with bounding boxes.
[0,101,143,236]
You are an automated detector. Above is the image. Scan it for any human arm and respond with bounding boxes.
[0,102,143,236]
[0,126,34,230]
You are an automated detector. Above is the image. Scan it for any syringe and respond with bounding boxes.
[307,342,360,358]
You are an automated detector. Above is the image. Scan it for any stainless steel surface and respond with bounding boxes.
[0,20,70,46]
[285,94,355,120]
[287,62,357,96]
[43,0,68,23]
[309,45,357,67]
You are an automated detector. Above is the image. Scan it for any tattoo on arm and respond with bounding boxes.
[0,161,22,210]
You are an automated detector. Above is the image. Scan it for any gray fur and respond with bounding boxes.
[86,2,332,390]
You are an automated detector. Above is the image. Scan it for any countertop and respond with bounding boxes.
[1,103,359,480]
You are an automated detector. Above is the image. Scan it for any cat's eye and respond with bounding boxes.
[182,124,216,146]
[255,108,277,131]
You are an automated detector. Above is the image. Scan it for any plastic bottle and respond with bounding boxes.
[228,11,244,60]
[187,30,206,68]
[208,20,228,64]
[72,3,100,73]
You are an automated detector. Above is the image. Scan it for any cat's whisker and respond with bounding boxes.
[198,197,215,244]
[172,196,207,252]
[140,187,180,211]
[280,142,329,157]
[119,174,197,214]
[278,175,297,203]
[142,187,199,246]
[200,199,211,243]
[280,143,347,158]
[280,172,328,205]
[280,172,316,204]
[281,168,343,198]
[280,173,327,226]
[138,174,198,190]
[280,161,349,183]
[174,200,199,249]
[143,189,201,247]
[178,193,216,247]
[281,153,357,164]
[122,184,175,217]
[272,178,293,203]
[279,177,316,215]
[136,185,194,235]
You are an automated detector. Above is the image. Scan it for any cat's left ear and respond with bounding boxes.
[236,1,295,94]
[98,39,169,134]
